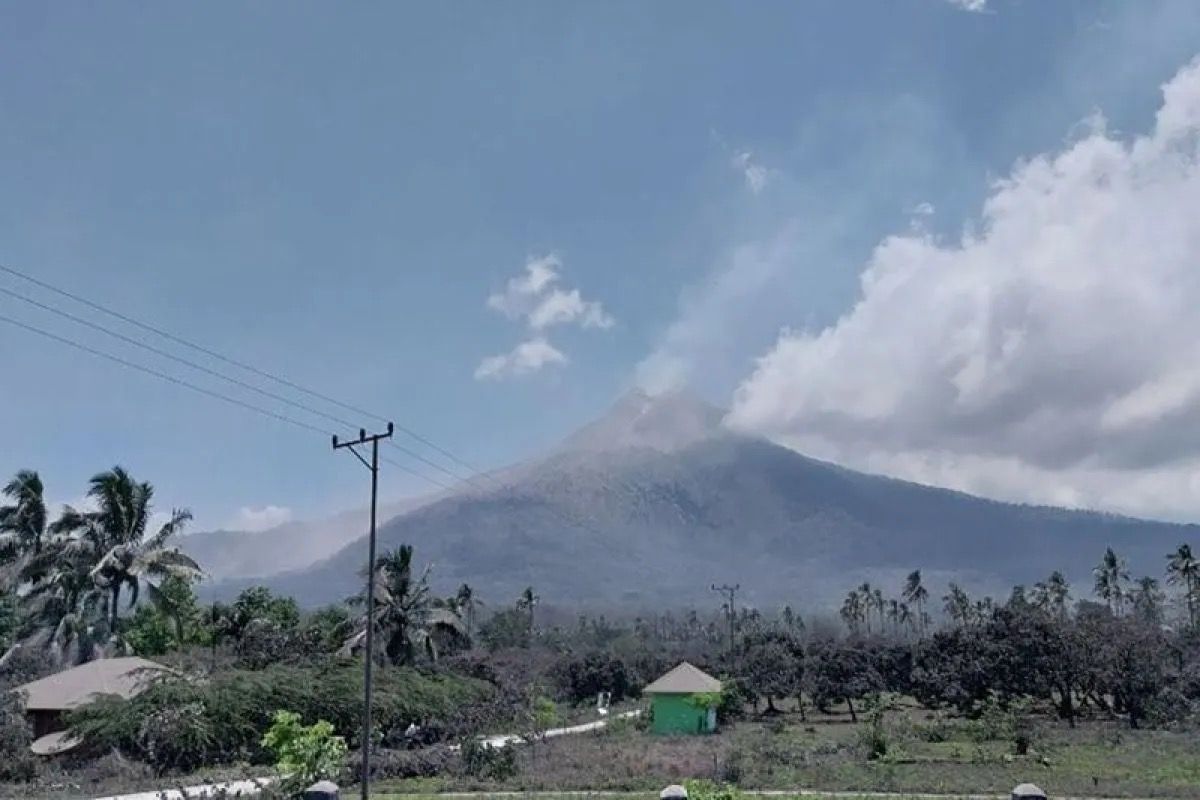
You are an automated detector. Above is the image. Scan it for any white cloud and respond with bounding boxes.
[728,56,1200,521]
[732,151,770,194]
[946,0,988,12]
[479,254,613,379]
[486,254,562,319]
[228,505,293,532]
[475,338,568,380]
[528,288,615,331]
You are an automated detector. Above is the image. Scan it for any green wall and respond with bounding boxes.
[650,693,715,735]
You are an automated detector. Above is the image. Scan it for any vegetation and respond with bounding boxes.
[0,467,199,665]
[2,468,1199,799]
[261,710,347,791]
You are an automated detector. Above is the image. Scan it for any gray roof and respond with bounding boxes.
[14,657,169,711]
[643,662,722,695]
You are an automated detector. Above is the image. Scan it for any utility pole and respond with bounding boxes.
[333,423,393,800]
[711,583,740,664]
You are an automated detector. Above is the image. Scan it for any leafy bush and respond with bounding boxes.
[459,738,518,779]
[0,690,36,782]
[261,710,347,791]
[715,677,754,721]
[68,661,491,772]
[124,603,177,657]
[685,778,745,800]
[969,695,1036,755]
[551,652,634,704]
[857,694,890,760]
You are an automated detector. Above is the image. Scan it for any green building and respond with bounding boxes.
[643,662,722,735]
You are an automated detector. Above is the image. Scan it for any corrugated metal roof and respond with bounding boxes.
[14,657,169,711]
[643,662,722,694]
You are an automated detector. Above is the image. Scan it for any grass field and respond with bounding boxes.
[373,702,1200,800]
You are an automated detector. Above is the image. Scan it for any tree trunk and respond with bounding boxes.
[110,584,121,631]
[797,693,807,721]
[846,697,857,723]
[1058,687,1076,729]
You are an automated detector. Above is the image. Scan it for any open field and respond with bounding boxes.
[372,707,1200,800]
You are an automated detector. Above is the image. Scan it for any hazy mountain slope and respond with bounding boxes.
[183,497,428,583]
[224,391,1198,608]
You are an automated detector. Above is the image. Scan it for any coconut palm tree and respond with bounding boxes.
[1166,543,1198,628]
[886,599,901,634]
[454,583,481,639]
[943,583,972,626]
[1045,571,1071,617]
[346,544,464,665]
[839,590,862,634]
[54,467,198,630]
[0,470,49,586]
[1131,576,1165,624]
[902,570,929,633]
[517,586,539,641]
[1093,547,1129,616]
[16,535,112,664]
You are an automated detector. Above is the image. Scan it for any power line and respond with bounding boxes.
[0,275,477,487]
[0,311,454,491]
[0,262,482,476]
[0,264,611,541]
[0,283,355,429]
[0,312,328,437]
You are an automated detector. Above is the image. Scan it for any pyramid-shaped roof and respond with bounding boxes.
[643,661,722,694]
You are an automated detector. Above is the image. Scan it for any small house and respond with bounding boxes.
[643,662,722,735]
[12,656,169,754]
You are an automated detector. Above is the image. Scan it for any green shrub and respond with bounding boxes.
[685,778,744,800]
[857,693,890,760]
[968,695,1036,755]
[459,737,518,779]
[261,710,347,791]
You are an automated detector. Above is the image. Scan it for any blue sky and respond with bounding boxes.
[5,0,1200,529]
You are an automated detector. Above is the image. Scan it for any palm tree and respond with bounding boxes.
[898,601,915,633]
[517,586,539,642]
[347,544,464,665]
[902,570,929,633]
[886,599,901,634]
[18,538,110,665]
[1131,576,1165,625]
[1093,547,1129,616]
[0,470,49,585]
[1166,544,1198,628]
[1045,571,1071,617]
[943,583,972,626]
[839,590,864,634]
[454,583,481,639]
[856,583,876,635]
[54,467,198,630]
[871,588,885,631]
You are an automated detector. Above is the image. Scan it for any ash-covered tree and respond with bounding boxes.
[807,640,881,722]
[345,544,464,665]
[1167,544,1199,628]
[741,630,804,715]
[1094,547,1130,616]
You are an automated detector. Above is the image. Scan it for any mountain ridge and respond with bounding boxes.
[208,390,1197,608]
